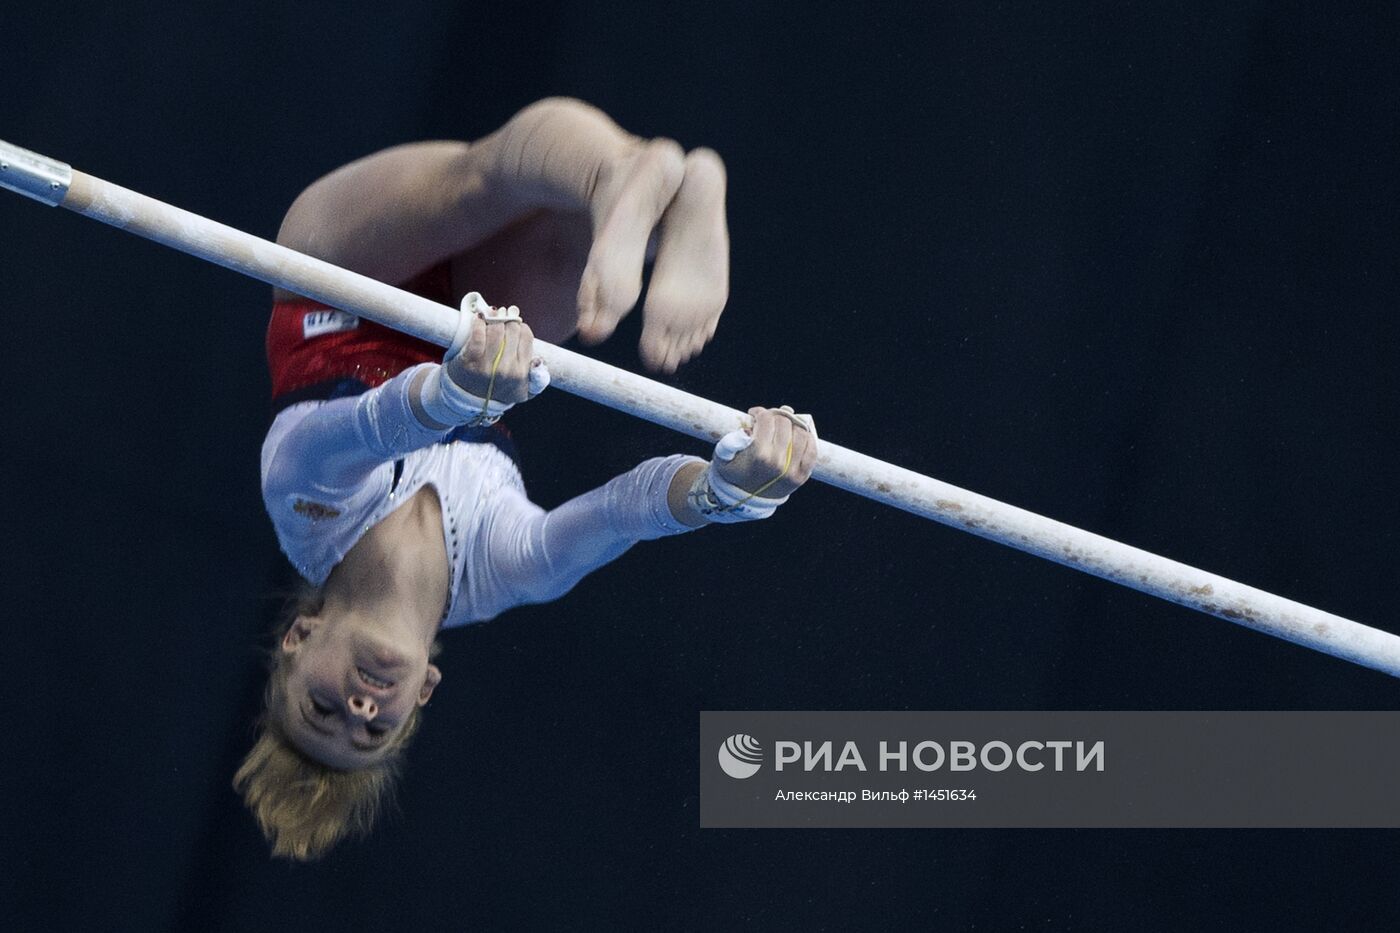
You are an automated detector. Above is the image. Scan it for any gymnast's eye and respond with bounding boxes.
[310,697,336,717]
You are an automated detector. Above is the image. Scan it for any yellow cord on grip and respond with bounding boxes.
[726,435,795,509]
[477,331,510,423]
[718,406,814,512]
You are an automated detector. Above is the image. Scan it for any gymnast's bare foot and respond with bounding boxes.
[275,98,730,373]
[580,140,729,373]
[461,98,730,372]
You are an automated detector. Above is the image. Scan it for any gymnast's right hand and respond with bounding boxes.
[417,306,548,427]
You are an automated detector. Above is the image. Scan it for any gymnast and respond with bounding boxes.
[234,98,818,860]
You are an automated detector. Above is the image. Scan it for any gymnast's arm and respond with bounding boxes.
[470,455,709,614]
[469,409,817,617]
[260,364,453,506]
[264,271,538,506]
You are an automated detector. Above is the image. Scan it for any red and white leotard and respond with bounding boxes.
[261,266,703,628]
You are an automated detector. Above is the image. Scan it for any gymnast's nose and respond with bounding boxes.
[348,694,378,720]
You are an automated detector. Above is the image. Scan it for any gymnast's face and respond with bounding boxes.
[276,615,441,770]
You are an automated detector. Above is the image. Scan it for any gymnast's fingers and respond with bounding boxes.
[743,408,783,475]
[497,322,531,402]
[792,422,819,484]
[766,410,795,471]
[513,321,535,376]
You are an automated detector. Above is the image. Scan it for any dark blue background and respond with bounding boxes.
[3,2,1398,929]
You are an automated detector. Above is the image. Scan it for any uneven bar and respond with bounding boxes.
[5,138,1397,677]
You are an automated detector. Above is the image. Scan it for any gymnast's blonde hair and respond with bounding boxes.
[232,586,433,861]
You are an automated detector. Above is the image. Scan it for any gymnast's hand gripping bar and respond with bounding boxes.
[4,137,1398,678]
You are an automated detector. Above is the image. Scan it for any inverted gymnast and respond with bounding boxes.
[233,98,818,860]
[0,100,1389,861]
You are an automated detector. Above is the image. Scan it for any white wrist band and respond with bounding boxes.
[419,365,514,426]
[686,462,789,522]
